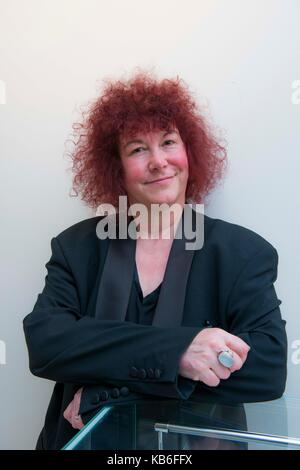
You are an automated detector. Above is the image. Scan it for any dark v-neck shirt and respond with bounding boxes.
[125,263,162,325]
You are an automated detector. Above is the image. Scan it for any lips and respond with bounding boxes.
[145,175,175,184]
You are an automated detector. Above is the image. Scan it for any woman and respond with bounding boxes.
[23,71,287,450]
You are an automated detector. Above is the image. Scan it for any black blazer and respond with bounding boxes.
[23,207,287,449]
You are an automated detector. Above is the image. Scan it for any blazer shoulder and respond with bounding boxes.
[54,216,103,248]
[204,214,278,259]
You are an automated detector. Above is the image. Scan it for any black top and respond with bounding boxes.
[125,263,162,325]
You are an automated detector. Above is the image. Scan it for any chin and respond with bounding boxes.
[147,194,180,206]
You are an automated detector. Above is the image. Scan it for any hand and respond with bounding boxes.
[178,327,250,387]
[63,387,84,430]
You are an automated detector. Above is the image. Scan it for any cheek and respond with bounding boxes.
[173,151,189,172]
[123,161,145,183]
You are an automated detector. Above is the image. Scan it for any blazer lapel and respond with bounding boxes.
[94,215,136,321]
[152,204,202,327]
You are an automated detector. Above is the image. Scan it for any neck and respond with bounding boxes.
[130,201,185,240]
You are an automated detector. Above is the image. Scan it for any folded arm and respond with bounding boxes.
[23,237,200,400]
[191,245,287,403]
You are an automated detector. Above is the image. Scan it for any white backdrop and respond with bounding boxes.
[0,0,299,449]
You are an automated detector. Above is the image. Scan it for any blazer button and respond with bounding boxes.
[120,387,129,397]
[90,393,100,405]
[100,391,109,401]
[154,368,162,378]
[147,368,155,378]
[130,366,138,378]
[111,388,120,399]
[204,320,212,327]
[138,368,147,379]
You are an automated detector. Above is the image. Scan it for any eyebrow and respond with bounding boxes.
[124,130,178,149]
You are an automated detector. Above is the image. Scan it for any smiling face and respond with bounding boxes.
[118,128,189,209]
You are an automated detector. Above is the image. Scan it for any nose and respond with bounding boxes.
[148,148,168,171]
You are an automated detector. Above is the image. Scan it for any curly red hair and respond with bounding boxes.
[68,70,227,209]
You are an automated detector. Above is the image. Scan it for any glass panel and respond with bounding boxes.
[63,395,300,450]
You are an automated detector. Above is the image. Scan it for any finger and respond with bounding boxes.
[73,415,84,430]
[71,415,81,429]
[71,390,84,429]
[211,356,232,380]
[63,404,69,420]
[225,335,250,362]
[225,349,243,373]
[71,411,84,430]
[63,402,73,422]
[73,390,81,416]
[199,367,220,387]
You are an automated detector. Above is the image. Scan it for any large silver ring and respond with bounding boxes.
[218,349,234,368]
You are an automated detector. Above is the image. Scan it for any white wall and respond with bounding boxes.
[0,0,299,449]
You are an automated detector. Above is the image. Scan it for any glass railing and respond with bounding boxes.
[63,395,300,450]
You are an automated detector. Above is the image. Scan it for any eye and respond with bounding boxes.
[164,139,176,145]
[130,147,145,155]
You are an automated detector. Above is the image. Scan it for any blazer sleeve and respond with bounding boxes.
[23,236,201,400]
[196,244,288,403]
